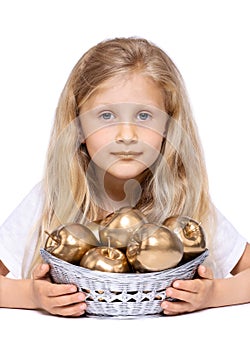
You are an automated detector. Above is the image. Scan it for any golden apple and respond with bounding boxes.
[126,223,183,272]
[163,216,206,261]
[80,246,130,273]
[85,220,101,240]
[99,207,147,250]
[44,223,99,264]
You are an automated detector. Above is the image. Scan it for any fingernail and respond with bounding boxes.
[78,294,85,301]
[173,281,179,288]
[162,302,168,309]
[166,289,172,297]
[80,303,86,310]
[40,264,47,271]
[200,265,206,273]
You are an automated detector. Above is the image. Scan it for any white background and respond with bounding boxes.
[0,0,249,240]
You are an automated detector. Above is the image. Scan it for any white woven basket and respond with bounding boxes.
[40,248,208,317]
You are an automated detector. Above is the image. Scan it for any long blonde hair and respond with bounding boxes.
[24,37,215,277]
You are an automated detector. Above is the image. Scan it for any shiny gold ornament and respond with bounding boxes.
[44,223,99,264]
[85,221,101,240]
[80,246,130,273]
[163,216,206,261]
[126,223,183,272]
[99,207,148,250]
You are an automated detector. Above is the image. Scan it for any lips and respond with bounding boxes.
[111,151,142,159]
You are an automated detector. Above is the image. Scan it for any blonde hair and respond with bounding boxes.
[24,37,216,277]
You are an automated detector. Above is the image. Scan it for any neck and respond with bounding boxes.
[94,168,143,213]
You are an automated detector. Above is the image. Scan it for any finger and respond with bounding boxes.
[197,265,214,280]
[161,300,191,315]
[70,306,87,317]
[166,286,196,304]
[52,303,87,317]
[170,279,201,293]
[32,263,50,279]
[52,302,87,317]
[51,291,86,307]
[46,283,79,297]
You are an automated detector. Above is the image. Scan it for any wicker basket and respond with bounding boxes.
[40,248,208,317]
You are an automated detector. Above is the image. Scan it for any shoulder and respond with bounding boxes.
[231,243,250,274]
[0,182,45,277]
[0,181,44,233]
[214,208,246,243]
[207,207,247,277]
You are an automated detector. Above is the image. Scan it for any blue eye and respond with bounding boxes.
[99,112,115,120]
[137,112,151,121]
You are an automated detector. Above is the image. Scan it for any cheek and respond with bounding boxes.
[140,131,164,167]
[141,129,164,151]
[85,129,113,158]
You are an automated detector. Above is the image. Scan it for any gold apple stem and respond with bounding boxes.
[107,236,112,259]
[44,230,60,244]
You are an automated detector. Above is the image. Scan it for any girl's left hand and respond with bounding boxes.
[161,265,214,315]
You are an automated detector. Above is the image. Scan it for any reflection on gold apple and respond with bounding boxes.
[163,216,206,261]
[126,223,183,272]
[44,223,99,264]
[99,207,148,250]
[80,246,130,273]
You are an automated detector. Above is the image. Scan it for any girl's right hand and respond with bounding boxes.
[31,263,87,317]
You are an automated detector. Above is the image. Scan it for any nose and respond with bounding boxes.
[115,122,138,144]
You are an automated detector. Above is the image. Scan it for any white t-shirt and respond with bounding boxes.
[0,182,247,279]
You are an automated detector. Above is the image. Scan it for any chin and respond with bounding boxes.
[107,164,147,180]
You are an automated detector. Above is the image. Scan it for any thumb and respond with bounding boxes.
[32,263,50,280]
[197,265,214,280]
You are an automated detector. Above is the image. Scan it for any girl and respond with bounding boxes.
[0,37,249,317]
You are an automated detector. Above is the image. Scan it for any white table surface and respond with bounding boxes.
[1,303,249,349]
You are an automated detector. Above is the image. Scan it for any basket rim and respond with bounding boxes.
[40,248,209,279]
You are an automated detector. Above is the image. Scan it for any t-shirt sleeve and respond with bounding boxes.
[205,208,247,278]
[0,182,44,278]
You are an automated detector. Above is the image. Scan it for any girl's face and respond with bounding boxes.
[79,73,168,181]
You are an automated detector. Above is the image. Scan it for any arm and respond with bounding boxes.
[161,243,250,315]
[0,262,86,317]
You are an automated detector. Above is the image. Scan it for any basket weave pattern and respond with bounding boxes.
[40,248,208,317]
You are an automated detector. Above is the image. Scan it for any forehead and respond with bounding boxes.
[80,73,166,114]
